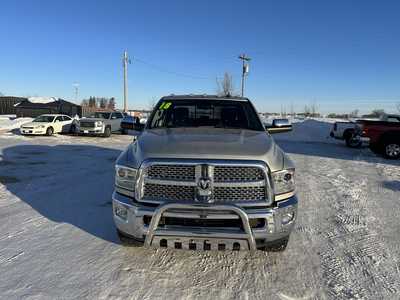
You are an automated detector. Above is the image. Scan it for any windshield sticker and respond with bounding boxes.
[160,102,172,110]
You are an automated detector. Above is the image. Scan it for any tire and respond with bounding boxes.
[103,126,111,138]
[345,136,362,148]
[261,236,289,252]
[345,131,362,148]
[121,128,127,135]
[46,127,54,136]
[382,140,400,159]
[69,124,77,134]
[117,230,143,247]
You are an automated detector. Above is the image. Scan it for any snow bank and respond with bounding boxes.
[0,116,33,131]
[27,96,58,104]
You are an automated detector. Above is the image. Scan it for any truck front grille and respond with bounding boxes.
[213,186,265,202]
[144,183,195,201]
[214,166,264,182]
[139,162,269,204]
[80,121,95,128]
[147,165,195,181]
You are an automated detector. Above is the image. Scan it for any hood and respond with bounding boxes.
[130,128,284,172]
[80,118,106,122]
[21,122,45,127]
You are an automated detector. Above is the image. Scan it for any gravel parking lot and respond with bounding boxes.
[0,121,399,299]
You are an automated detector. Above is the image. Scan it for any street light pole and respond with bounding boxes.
[238,54,251,97]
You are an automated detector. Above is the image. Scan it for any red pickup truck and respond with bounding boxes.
[356,114,400,159]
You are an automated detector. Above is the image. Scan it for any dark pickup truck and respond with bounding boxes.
[356,114,400,159]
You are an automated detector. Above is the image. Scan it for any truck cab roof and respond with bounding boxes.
[160,94,250,102]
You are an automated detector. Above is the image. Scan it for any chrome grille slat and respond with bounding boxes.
[139,162,269,204]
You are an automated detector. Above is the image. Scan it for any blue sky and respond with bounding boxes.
[1,0,399,114]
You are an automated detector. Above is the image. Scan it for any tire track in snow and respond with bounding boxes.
[317,159,398,299]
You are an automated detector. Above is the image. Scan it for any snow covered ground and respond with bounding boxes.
[0,115,33,132]
[0,120,399,299]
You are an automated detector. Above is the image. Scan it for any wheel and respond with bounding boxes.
[46,127,54,136]
[345,133,362,148]
[103,126,111,138]
[117,229,143,247]
[383,140,400,159]
[261,236,289,252]
[121,128,127,135]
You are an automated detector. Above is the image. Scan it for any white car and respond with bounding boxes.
[20,114,76,136]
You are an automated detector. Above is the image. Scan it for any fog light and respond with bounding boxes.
[115,205,128,220]
[281,211,295,225]
[249,218,265,228]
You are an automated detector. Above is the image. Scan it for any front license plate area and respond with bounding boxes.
[151,236,249,251]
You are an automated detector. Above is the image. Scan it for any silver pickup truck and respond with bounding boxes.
[79,111,124,137]
[112,95,297,251]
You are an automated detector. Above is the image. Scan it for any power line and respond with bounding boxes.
[134,57,215,80]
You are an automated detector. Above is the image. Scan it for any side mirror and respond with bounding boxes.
[55,120,60,123]
[266,118,292,134]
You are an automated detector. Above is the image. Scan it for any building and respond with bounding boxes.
[14,97,82,118]
[0,96,27,115]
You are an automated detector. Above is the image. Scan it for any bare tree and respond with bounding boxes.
[304,105,311,117]
[350,109,359,118]
[396,102,400,113]
[148,97,158,111]
[108,98,116,110]
[216,72,235,96]
[81,99,89,106]
[310,101,319,117]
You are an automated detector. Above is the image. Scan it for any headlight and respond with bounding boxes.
[95,121,103,127]
[115,165,137,192]
[272,169,295,195]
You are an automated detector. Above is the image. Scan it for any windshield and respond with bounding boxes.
[148,99,264,131]
[92,112,111,119]
[33,115,55,123]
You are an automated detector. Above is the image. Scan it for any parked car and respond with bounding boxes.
[20,114,76,136]
[113,94,297,251]
[78,111,124,137]
[356,115,400,159]
[329,121,361,147]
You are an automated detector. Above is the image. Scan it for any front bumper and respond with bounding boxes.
[79,127,104,135]
[20,128,46,135]
[112,191,297,250]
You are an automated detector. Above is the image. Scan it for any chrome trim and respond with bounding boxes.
[144,202,257,251]
[143,177,265,188]
[135,159,274,206]
[275,190,296,201]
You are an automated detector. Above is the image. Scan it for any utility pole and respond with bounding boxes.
[73,82,79,103]
[238,54,251,97]
[123,50,131,113]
